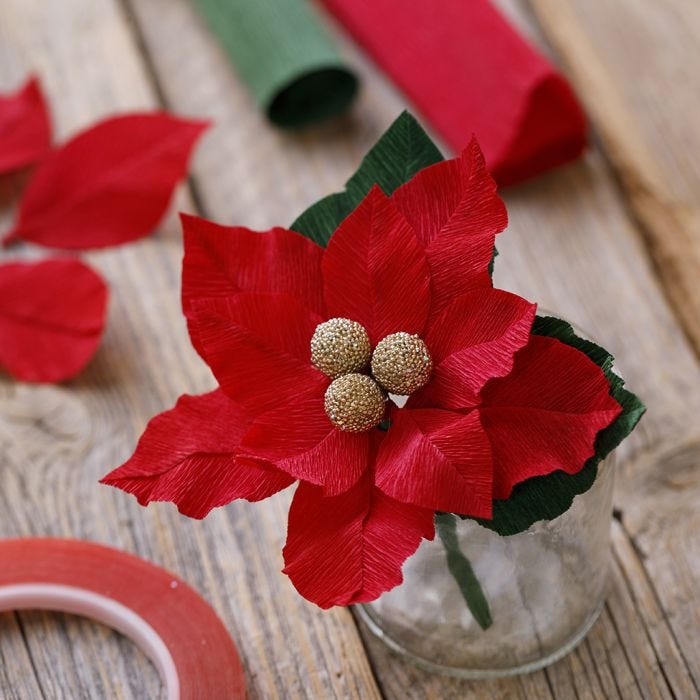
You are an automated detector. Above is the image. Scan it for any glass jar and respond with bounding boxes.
[356,452,615,678]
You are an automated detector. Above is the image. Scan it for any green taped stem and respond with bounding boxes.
[435,512,493,631]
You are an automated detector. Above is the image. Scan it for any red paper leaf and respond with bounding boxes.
[411,288,535,409]
[392,140,508,314]
[375,408,493,517]
[4,113,208,249]
[322,186,431,344]
[0,258,107,382]
[101,390,294,518]
[187,292,325,414]
[241,392,369,495]
[0,77,51,174]
[283,475,435,608]
[479,335,622,498]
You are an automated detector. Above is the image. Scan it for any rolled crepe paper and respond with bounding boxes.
[193,0,358,127]
[320,0,587,185]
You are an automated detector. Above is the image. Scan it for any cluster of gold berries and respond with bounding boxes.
[310,318,433,432]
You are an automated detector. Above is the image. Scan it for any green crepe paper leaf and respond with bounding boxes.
[193,0,357,128]
[435,512,492,630]
[469,315,646,536]
[291,111,443,246]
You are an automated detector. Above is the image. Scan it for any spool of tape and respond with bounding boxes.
[0,538,245,699]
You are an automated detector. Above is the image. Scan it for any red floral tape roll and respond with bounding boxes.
[0,538,245,699]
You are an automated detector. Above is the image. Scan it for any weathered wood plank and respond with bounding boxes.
[528,0,700,357]
[0,1,380,698]
[126,0,700,697]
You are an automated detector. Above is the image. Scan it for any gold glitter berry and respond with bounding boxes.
[310,318,371,378]
[371,332,433,395]
[324,373,387,432]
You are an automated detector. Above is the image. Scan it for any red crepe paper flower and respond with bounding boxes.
[3,113,209,249]
[0,76,51,175]
[0,258,108,382]
[103,139,620,608]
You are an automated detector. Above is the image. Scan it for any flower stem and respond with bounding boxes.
[435,513,493,630]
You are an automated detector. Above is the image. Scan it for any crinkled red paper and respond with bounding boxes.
[0,77,51,175]
[0,258,107,382]
[4,113,208,249]
[104,139,620,608]
[320,0,587,185]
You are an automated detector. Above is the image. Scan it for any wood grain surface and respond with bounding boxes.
[0,0,698,698]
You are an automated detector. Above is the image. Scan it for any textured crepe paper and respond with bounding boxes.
[3,113,208,249]
[0,538,245,699]
[193,0,357,127]
[0,76,51,174]
[0,259,108,383]
[320,0,587,185]
[106,139,623,607]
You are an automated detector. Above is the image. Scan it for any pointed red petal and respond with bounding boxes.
[375,408,493,517]
[0,76,51,174]
[480,335,622,498]
[4,113,208,249]
[181,214,326,321]
[101,391,293,518]
[392,140,507,313]
[241,393,368,495]
[283,476,435,608]
[413,288,535,409]
[0,259,107,383]
[322,186,431,344]
[188,292,326,414]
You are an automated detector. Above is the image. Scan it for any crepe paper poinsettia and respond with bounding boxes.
[0,76,52,175]
[320,0,587,185]
[3,113,209,249]
[102,121,642,610]
[0,258,108,383]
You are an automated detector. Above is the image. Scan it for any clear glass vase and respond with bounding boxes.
[356,452,615,678]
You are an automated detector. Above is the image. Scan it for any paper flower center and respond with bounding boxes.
[311,317,371,378]
[371,332,432,395]
[324,373,387,432]
[311,320,432,431]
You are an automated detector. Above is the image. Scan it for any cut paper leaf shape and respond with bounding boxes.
[0,76,52,174]
[291,111,443,246]
[0,258,108,382]
[4,113,208,249]
[101,390,294,518]
[474,316,645,536]
[321,0,587,185]
[283,476,435,608]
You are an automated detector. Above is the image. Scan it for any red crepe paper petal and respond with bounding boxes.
[321,0,586,185]
[188,292,325,414]
[242,393,369,495]
[480,335,622,498]
[375,408,493,517]
[322,186,431,344]
[3,113,208,249]
[0,258,107,383]
[413,289,536,409]
[101,390,293,519]
[393,140,508,314]
[283,476,434,608]
[181,214,326,321]
[0,77,51,174]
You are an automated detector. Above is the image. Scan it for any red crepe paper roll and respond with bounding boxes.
[321,0,587,185]
[0,539,245,699]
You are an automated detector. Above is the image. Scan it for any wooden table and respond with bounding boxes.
[1,1,698,697]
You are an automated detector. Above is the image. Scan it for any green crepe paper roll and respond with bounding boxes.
[193,0,358,127]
